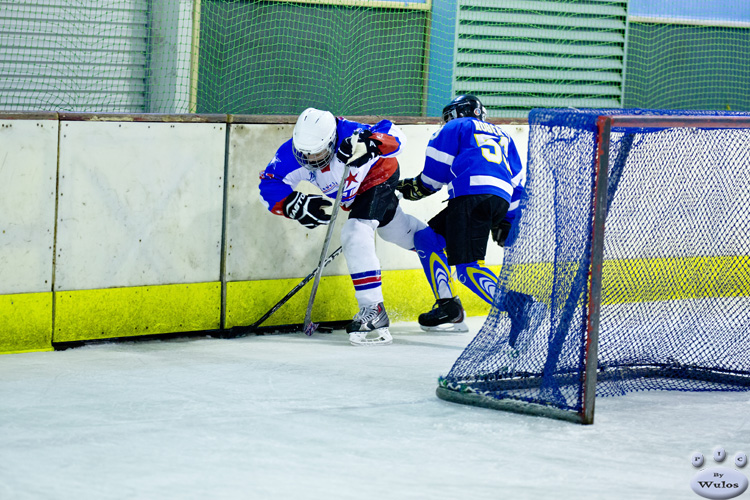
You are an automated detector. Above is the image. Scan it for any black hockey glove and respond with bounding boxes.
[396,176,434,201]
[282,192,332,229]
[491,220,512,247]
[336,130,382,168]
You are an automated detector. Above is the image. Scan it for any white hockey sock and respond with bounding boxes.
[377,205,427,250]
[341,218,384,306]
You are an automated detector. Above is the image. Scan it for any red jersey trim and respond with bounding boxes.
[359,157,398,193]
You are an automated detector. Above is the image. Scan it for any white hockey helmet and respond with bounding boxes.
[292,108,337,171]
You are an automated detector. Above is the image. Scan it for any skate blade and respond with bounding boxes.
[349,328,393,346]
[419,321,469,333]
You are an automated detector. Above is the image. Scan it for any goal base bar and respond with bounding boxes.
[436,387,589,424]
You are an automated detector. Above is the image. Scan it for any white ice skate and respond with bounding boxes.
[347,302,393,346]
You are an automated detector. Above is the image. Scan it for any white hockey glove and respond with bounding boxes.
[282,192,332,229]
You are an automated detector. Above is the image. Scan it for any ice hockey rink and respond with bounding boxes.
[1,316,748,500]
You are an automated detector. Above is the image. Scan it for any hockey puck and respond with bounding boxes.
[317,326,334,334]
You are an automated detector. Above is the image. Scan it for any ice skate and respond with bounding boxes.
[418,297,469,333]
[347,302,392,346]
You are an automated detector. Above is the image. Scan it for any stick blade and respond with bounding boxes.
[304,321,318,336]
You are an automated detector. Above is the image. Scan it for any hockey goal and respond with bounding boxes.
[437,108,750,424]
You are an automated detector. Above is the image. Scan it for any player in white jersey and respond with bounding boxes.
[397,95,531,337]
[259,108,432,346]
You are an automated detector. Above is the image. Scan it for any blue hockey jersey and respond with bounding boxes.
[418,117,525,222]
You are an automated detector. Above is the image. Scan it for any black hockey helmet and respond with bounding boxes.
[442,94,487,123]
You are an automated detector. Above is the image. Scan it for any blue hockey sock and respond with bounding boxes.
[455,261,498,305]
[413,227,454,300]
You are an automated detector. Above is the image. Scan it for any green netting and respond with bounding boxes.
[0,0,748,117]
[197,0,430,115]
[624,22,750,111]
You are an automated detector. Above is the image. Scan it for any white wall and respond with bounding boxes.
[0,113,529,293]
[55,120,226,290]
[0,117,58,294]
[225,121,529,281]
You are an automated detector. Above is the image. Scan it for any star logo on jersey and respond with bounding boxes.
[345,171,358,187]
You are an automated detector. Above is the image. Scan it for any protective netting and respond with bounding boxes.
[625,22,750,111]
[2,1,748,116]
[197,0,430,115]
[439,108,750,418]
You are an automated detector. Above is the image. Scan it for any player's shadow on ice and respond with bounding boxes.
[277,327,470,350]
[392,338,467,350]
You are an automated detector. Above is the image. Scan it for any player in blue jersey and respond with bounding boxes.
[396,94,527,333]
[259,108,435,346]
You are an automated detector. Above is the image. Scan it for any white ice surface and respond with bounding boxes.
[1,317,749,500]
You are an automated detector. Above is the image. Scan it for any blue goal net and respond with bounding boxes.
[438,108,750,423]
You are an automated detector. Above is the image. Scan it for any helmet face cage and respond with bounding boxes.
[292,135,336,171]
[442,95,487,123]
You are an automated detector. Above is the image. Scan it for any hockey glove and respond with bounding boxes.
[336,130,382,168]
[491,220,512,247]
[282,192,332,229]
[396,176,434,201]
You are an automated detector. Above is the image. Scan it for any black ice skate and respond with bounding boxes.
[347,302,392,346]
[418,297,469,333]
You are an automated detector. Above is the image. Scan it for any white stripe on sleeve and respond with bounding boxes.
[420,173,444,191]
[425,146,455,166]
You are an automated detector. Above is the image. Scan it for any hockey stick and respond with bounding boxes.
[223,246,343,338]
[303,133,367,336]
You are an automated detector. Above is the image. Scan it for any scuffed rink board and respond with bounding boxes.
[0,115,58,353]
[54,119,225,342]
